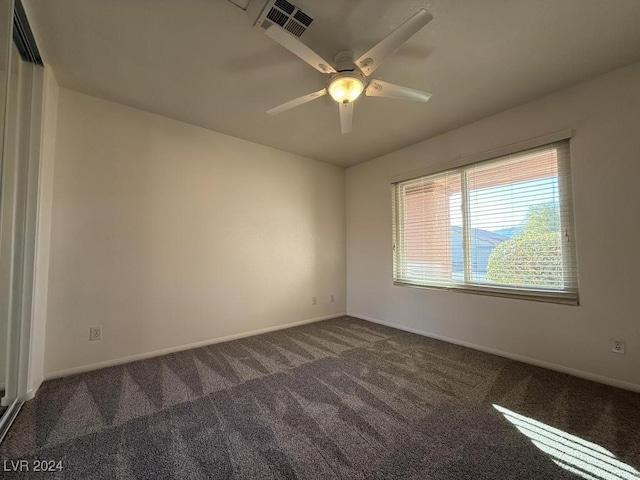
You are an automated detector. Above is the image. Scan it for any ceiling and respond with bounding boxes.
[23,0,640,167]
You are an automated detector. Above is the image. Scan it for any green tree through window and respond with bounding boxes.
[486,203,562,288]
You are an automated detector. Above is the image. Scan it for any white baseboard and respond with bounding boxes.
[349,312,640,393]
[45,313,346,381]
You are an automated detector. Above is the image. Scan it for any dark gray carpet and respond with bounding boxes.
[1,316,639,479]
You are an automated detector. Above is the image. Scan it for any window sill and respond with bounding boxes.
[393,281,579,306]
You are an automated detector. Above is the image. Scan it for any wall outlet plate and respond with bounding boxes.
[312,296,317,305]
[89,326,102,341]
[611,339,625,354]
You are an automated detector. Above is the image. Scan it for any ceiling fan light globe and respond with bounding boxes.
[328,76,364,103]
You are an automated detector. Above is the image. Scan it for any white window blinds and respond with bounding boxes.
[392,140,578,304]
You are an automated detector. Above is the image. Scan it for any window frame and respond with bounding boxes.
[391,133,579,305]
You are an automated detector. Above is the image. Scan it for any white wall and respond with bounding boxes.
[346,62,640,390]
[45,89,346,376]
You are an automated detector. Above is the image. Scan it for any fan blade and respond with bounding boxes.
[265,26,336,74]
[267,88,327,115]
[365,79,432,102]
[339,102,353,134]
[356,9,433,76]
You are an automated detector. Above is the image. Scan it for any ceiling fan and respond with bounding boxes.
[264,9,433,134]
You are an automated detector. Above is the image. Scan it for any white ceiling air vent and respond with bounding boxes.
[247,0,313,37]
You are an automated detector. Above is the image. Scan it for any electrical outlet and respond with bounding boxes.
[312,296,317,305]
[330,294,335,303]
[611,339,625,354]
[89,327,102,341]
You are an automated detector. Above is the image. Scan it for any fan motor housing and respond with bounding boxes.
[333,50,357,72]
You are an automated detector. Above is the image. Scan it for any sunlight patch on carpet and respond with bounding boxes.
[493,404,640,480]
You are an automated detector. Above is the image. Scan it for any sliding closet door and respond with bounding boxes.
[0,0,12,407]
[0,1,46,442]
[1,1,39,407]
[2,43,28,405]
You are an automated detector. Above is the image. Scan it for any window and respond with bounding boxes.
[392,139,578,304]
